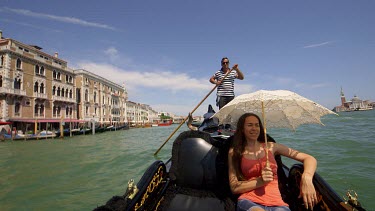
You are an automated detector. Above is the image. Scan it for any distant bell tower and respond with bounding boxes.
[340,87,346,106]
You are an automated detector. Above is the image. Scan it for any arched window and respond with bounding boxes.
[57,72,60,80]
[61,88,65,97]
[0,75,2,87]
[14,78,21,89]
[69,89,73,98]
[94,92,97,103]
[40,66,45,75]
[66,107,69,116]
[65,89,68,97]
[53,70,56,79]
[52,86,56,95]
[57,87,61,96]
[34,82,39,92]
[35,65,40,74]
[16,58,22,69]
[40,83,44,94]
[0,55,4,66]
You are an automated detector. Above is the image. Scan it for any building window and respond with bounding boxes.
[34,104,44,117]
[15,102,21,116]
[56,106,61,117]
[85,90,88,102]
[34,104,38,116]
[69,89,73,98]
[53,70,61,80]
[57,87,61,96]
[40,66,45,75]
[0,75,2,87]
[16,58,22,69]
[34,82,39,92]
[61,88,65,97]
[35,65,40,74]
[0,55,4,66]
[52,86,56,95]
[40,83,44,94]
[94,92,97,103]
[14,78,21,89]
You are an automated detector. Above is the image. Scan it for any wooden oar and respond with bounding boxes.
[154,68,234,156]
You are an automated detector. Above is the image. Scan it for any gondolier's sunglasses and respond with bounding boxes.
[222,62,229,64]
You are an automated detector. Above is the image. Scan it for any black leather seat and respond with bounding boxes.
[161,130,235,211]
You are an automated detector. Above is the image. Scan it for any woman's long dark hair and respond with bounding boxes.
[231,113,265,180]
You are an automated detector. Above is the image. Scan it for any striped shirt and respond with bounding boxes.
[213,69,238,97]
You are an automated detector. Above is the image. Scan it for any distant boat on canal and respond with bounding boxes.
[156,119,173,126]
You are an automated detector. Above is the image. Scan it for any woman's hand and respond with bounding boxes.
[299,172,317,210]
[260,166,274,183]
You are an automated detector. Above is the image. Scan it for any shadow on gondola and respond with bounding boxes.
[94,105,366,211]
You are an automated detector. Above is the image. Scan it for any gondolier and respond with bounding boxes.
[209,57,244,109]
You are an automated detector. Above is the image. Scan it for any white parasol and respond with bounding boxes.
[212,89,337,130]
[212,89,337,165]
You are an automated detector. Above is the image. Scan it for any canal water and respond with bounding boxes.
[0,110,374,210]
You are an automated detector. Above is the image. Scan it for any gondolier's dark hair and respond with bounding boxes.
[221,57,229,64]
[231,113,265,181]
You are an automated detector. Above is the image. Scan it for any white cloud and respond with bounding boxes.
[104,47,119,62]
[303,41,334,49]
[2,7,115,30]
[76,61,211,92]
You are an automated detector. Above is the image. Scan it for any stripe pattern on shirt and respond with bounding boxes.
[214,69,237,97]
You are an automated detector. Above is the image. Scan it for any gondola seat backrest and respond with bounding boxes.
[163,130,235,211]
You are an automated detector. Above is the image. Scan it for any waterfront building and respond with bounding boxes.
[333,88,373,112]
[126,101,158,127]
[0,31,78,132]
[74,69,128,126]
[0,30,163,134]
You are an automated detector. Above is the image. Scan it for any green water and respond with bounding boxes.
[0,110,374,210]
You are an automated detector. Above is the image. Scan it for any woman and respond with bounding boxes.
[228,113,317,211]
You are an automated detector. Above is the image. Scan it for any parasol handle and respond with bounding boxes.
[261,101,270,168]
[154,68,235,156]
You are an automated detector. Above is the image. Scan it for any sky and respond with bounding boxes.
[1,0,374,116]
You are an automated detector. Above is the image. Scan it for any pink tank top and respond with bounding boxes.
[238,146,288,207]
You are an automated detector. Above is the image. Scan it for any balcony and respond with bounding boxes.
[33,92,48,99]
[0,87,27,96]
[52,95,76,103]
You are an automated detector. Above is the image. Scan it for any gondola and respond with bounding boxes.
[95,106,366,211]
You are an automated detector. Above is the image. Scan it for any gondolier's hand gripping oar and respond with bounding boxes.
[154,67,235,156]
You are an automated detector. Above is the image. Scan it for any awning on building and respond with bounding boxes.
[9,118,88,123]
[0,121,12,125]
